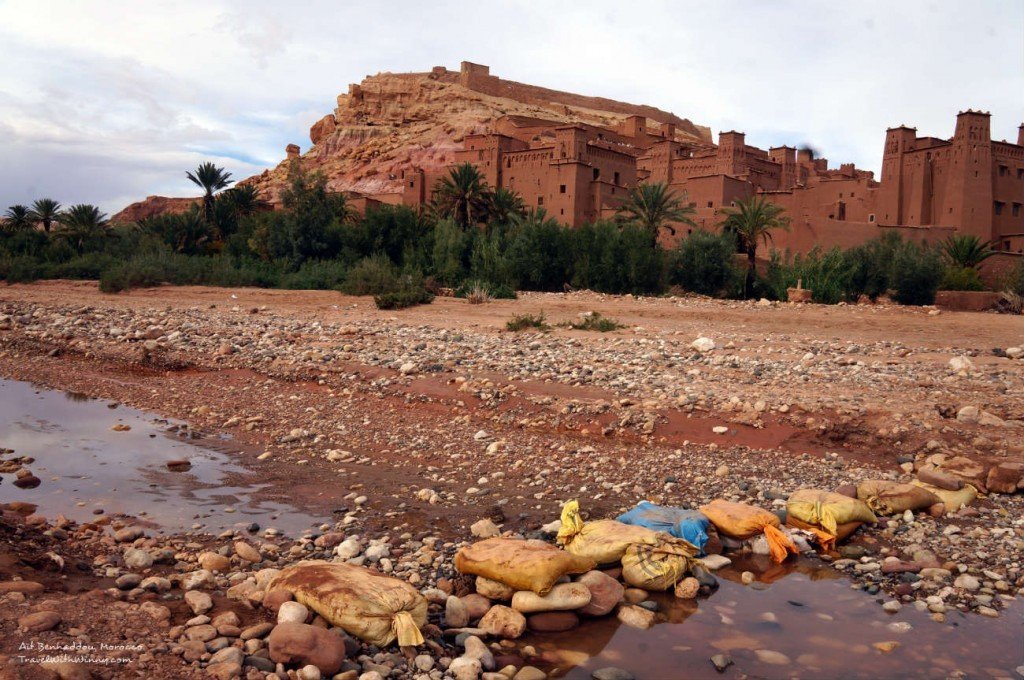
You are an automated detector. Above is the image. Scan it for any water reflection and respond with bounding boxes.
[0,378,321,534]
[530,556,1023,679]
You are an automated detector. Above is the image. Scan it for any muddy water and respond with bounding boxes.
[533,555,1023,679]
[0,378,322,534]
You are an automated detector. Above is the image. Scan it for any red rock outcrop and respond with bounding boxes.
[115,62,712,220]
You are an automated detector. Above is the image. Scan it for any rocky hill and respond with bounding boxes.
[114,62,711,221]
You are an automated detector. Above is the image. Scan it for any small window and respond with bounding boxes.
[408,181,414,188]
[868,214,875,223]
[560,208,564,215]
[559,184,566,194]
[706,201,713,208]
[613,171,620,185]
[994,201,1004,215]
[1018,168,1024,179]
[1013,203,1021,217]
[999,165,1008,176]
[538,196,544,206]
[593,168,600,180]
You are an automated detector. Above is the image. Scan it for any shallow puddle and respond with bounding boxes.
[533,556,1023,679]
[0,378,322,534]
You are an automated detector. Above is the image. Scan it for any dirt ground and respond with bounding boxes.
[0,281,1022,679]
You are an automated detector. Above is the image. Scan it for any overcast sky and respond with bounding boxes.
[1,0,1021,214]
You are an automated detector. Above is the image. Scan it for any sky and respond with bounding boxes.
[0,0,1021,214]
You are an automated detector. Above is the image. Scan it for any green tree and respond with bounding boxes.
[668,229,738,296]
[186,162,233,224]
[29,198,61,233]
[141,208,213,255]
[431,218,468,285]
[430,163,492,228]
[55,204,109,252]
[720,195,790,298]
[615,183,695,243]
[487,188,526,227]
[941,234,996,270]
[3,205,34,232]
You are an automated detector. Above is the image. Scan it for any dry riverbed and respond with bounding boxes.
[0,281,1021,680]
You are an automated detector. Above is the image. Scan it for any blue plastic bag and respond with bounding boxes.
[616,501,710,555]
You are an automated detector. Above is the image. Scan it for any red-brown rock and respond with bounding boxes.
[268,622,347,675]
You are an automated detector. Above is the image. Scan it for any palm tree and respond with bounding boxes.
[3,205,34,232]
[29,198,61,232]
[721,195,790,298]
[220,184,266,217]
[487,188,526,227]
[941,234,996,270]
[55,204,109,252]
[186,162,233,223]
[615,183,695,242]
[430,163,492,228]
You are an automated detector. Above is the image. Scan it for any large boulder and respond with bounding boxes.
[511,583,590,613]
[268,622,347,675]
[478,605,526,639]
[986,462,1024,494]
[577,571,623,616]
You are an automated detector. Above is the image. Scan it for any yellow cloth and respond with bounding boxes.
[556,500,661,564]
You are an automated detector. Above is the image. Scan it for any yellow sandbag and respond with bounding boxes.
[454,537,595,595]
[699,500,797,564]
[620,536,699,590]
[911,480,977,512]
[268,561,427,647]
[787,489,877,538]
[556,500,661,564]
[857,480,940,515]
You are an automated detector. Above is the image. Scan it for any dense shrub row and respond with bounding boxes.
[4,162,1019,308]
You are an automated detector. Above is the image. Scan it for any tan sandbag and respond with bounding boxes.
[856,479,940,515]
[620,536,699,591]
[454,538,595,596]
[786,516,863,545]
[268,561,426,647]
[911,480,978,512]
[787,490,876,533]
[786,489,876,550]
[698,500,797,563]
[556,500,661,564]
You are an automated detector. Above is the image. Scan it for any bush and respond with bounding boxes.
[279,260,348,290]
[99,260,166,293]
[890,243,944,305]
[667,230,737,296]
[506,312,549,332]
[763,247,857,304]
[373,286,434,310]
[568,311,624,332]
[1006,261,1024,296]
[341,254,400,295]
[939,266,986,291]
[0,255,46,283]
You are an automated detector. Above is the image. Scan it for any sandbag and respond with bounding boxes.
[620,536,699,591]
[786,489,876,550]
[556,500,661,564]
[699,500,798,563]
[911,480,978,512]
[454,538,595,596]
[786,515,864,547]
[857,480,940,515]
[616,502,711,554]
[268,561,427,648]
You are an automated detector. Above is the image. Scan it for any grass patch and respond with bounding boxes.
[505,312,550,332]
[567,311,624,332]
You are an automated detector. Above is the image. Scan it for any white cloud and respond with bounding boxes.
[0,0,1020,213]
